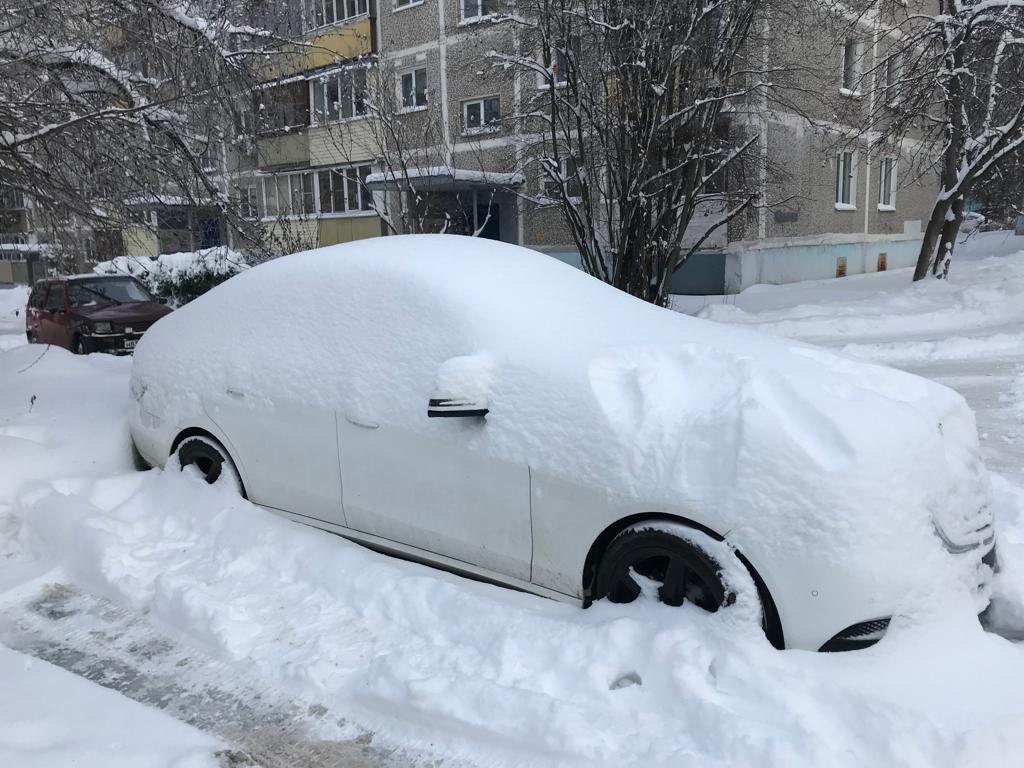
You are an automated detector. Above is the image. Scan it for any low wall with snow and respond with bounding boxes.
[723,234,922,294]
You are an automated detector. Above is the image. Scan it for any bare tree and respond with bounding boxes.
[492,0,766,306]
[848,0,1024,280]
[0,0,291,263]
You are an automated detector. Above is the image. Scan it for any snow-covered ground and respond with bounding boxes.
[3,232,1024,767]
[0,283,29,351]
[0,645,222,768]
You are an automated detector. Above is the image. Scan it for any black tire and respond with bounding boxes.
[593,523,732,612]
[176,435,232,485]
[130,438,152,471]
[72,335,88,355]
[26,330,35,343]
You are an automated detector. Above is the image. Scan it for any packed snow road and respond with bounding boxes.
[2,233,1024,766]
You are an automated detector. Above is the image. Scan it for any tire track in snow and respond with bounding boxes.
[0,582,423,768]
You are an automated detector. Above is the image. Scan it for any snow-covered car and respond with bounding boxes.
[128,235,997,651]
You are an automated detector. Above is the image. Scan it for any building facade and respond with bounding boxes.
[1,0,940,295]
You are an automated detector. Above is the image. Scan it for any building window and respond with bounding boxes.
[841,39,859,93]
[835,151,855,207]
[462,0,496,21]
[400,68,428,109]
[883,55,900,103]
[238,184,259,219]
[262,171,316,218]
[312,67,368,124]
[317,165,373,213]
[878,158,896,208]
[544,156,582,198]
[307,0,368,30]
[199,141,221,173]
[395,0,418,8]
[462,96,500,134]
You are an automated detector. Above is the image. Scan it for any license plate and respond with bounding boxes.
[124,339,137,350]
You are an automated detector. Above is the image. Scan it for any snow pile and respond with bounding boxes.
[0,283,29,350]
[132,235,991,635]
[94,246,247,305]
[0,646,220,768]
[690,235,1024,346]
[9,459,1024,768]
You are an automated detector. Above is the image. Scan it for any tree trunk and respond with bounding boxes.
[913,199,952,281]
[932,195,964,279]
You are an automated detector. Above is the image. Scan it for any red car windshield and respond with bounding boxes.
[69,279,153,307]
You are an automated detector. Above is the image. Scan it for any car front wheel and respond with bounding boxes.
[72,336,88,355]
[593,522,735,612]
[176,435,242,494]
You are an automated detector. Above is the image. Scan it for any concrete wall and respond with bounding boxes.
[724,234,922,293]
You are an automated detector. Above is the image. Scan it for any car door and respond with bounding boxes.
[338,415,533,581]
[331,297,533,583]
[39,283,69,347]
[202,385,346,528]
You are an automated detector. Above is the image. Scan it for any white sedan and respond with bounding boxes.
[129,235,996,651]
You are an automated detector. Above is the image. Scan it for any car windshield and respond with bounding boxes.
[68,278,153,307]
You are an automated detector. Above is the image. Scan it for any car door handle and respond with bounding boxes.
[344,412,379,429]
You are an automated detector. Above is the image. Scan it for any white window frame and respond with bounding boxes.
[835,150,857,209]
[877,157,897,210]
[461,96,501,135]
[461,0,496,23]
[260,171,316,220]
[394,0,424,11]
[535,37,577,89]
[261,165,375,221]
[305,0,369,32]
[310,67,368,126]
[542,156,583,200]
[399,67,428,111]
[883,54,901,106]
[316,164,374,216]
[840,39,861,96]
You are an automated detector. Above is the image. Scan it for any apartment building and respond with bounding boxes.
[2,0,939,294]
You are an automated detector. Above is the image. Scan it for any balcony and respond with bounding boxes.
[262,17,373,81]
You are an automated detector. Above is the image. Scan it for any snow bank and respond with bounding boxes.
[0,283,29,350]
[132,235,992,628]
[13,466,1024,768]
[94,246,247,305]
[0,645,220,768]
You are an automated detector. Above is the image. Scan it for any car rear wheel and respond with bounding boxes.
[593,523,734,611]
[72,336,87,355]
[176,435,241,493]
[26,330,35,343]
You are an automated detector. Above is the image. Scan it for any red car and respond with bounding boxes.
[25,275,172,355]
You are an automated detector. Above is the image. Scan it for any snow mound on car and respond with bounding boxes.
[132,235,990,608]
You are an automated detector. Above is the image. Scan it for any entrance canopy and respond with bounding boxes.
[364,166,524,193]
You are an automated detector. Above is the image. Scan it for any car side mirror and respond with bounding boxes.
[428,397,489,418]
[428,354,494,419]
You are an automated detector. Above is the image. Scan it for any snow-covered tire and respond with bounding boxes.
[593,522,752,615]
[176,435,243,494]
[72,335,88,355]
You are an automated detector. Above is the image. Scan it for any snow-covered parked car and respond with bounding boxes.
[128,235,997,651]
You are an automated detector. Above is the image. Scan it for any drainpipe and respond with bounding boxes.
[437,0,452,166]
[863,13,880,235]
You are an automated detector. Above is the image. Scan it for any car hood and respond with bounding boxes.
[75,301,172,324]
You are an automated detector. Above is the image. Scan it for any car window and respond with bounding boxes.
[43,284,64,313]
[68,278,153,307]
[28,284,47,308]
